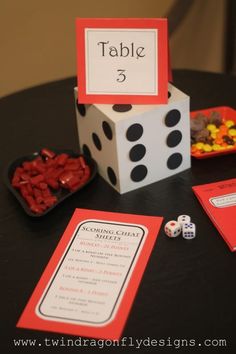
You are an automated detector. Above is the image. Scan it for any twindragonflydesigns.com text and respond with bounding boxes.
[13,336,227,349]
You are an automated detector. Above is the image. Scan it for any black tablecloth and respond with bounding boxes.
[1,70,236,353]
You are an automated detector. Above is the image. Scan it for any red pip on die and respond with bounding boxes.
[164,220,182,238]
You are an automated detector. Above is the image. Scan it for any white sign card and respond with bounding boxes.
[76,18,168,104]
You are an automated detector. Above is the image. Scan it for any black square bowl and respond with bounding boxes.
[4,150,97,217]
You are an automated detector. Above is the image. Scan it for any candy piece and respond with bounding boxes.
[209,111,222,127]
[191,145,198,153]
[219,124,228,133]
[36,196,44,204]
[33,188,42,198]
[206,124,217,132]
[11,174,21,188]
[66,175,81,190]
[38,182,48,190]
[191,119,205,133]
[46,178,59,189]
[64,162,80,171]
[228,128,236,137]
[45,158,56,167]
[212,144,221,151]
[25,195,36,207]
[225,120,235,128]
[30,174,44,185]
[14,167,24,175]
[30,204,44,214]
[210,132,217,139]
[59,171,75,186]
[223,135,234,145]
[195,142,204,150]
[84,165,90,176]
[22,161,32,171]
[21,173,31,181]
[82,166,90,182]
[215,137,223,145]
[44,196,57,207]
[26,183,33,195]
[41,148,56,159]
[31,160,46,174]
[79,156,86,169]
[203,144,212,152]
[194,112,208,123]
[55,153,69,166]
[194,129,210,143]
[42,188,51,198]
[194,150,202,156]
[49,167,64,179]
[19,186,29,198]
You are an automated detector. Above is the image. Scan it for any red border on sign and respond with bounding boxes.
[76,18,168,104]
[17,208,163,340]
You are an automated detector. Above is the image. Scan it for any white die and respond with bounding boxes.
[182,222,196,239]
[177,214,191,226]
[74,84,190,194]
[164,220,182,238]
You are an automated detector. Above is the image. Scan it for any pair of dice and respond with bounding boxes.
[164,215,196,239]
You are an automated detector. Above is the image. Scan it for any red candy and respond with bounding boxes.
[31,159,46,174]
[55,153,69,166]
[46,178,59,189]
[79,156,86,169]
[30,174,44,185]
[59,171,75,186]
[21,173,31,181]
[11,149,91,214]
[41,148,56,159]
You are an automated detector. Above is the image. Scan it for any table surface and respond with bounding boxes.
[1,70,236,353]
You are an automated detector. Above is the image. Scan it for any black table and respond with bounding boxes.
[1,70,236,353]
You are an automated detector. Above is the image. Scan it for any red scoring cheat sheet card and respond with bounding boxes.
[192,178,236,251]
[17,208,163,339]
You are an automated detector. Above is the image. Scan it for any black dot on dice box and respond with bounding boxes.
[165,109,181,127]
[130,165,148,182]
[107,167,117,185]
[76,100,86,117]
[168,91,171,99]
[126,124,143,142]
[102,121,113,140]
[166,130,182,147]
[112,104,132,112]
[129,144,146,162]
[82,144,91,158]
[92,133,102,151]
[167,153,183,169]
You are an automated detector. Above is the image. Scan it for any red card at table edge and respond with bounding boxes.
[17,208,163,339]
[76,18,169,104]
[192,178,236,252]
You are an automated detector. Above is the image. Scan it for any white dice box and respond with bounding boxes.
[74,84,191,194]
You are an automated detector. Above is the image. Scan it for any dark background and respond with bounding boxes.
[0,70,236,353]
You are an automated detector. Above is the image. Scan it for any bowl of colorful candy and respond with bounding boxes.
[5,148,97,216]
[191,106,236,158]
